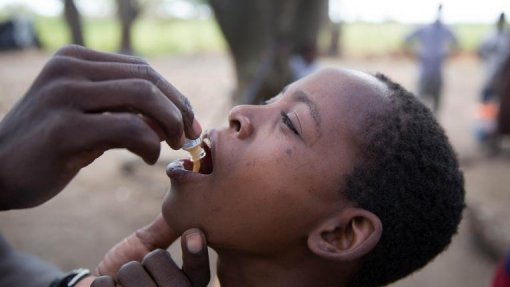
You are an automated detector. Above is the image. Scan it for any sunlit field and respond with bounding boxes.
[33,17,491,56]
[35,17,226,55]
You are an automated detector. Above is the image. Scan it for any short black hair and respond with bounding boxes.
[345,73,465,287]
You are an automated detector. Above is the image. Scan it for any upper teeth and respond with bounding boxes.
[202,135,212,149]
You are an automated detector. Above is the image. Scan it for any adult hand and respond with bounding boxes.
[0,45,201,210]
[94,214,178,278]
[91,229,210,287]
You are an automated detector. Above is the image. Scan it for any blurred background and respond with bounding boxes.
[1,0,510,286]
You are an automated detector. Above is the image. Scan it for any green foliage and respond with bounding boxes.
[35,16,490,56]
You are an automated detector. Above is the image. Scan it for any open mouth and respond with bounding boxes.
[182,137,213,174]
[166,133,214,180]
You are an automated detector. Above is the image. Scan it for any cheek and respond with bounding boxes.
[219,141,294,176]
[205,145,341,250]
[217,148,318,222]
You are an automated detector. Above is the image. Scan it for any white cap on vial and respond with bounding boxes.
[182,138,206,160]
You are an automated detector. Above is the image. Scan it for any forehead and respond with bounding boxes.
[284,68,390,167]
[286,68,389,128]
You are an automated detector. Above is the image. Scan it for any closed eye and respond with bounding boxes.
[281,111,299,135]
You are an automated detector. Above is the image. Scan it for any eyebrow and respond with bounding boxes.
[291,90,322,137]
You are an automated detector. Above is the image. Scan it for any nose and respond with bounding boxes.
[228,105,254,139]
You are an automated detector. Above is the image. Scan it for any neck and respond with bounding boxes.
[214,249,354,287]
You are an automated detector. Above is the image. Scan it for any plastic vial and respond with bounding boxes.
[182,138,206,172]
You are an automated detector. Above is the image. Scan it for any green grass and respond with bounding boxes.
[34,16,491,56]
[454,24,491,52]
[35,17,226,55]
[341,22,411,56]
[320,22,491,57]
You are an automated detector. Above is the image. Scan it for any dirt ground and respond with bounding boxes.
[0,50,508,286]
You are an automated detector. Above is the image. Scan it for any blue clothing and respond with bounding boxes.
[406,21,458,79]
[406,20,457,112]
[479,30,510,83]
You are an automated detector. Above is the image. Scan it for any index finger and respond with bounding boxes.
[132,65,202,140]
[73,59,203,140]
[157,79,202,140]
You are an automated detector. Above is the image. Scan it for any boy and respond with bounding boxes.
[97,68,465,287]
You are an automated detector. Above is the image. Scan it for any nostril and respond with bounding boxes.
[230,119,241,132]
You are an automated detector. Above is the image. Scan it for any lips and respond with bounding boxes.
[166,130,216,182]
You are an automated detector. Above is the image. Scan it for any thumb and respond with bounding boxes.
[94,213,178,279]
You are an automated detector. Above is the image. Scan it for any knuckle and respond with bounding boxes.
[45,56,70,75]
[134,79,157,96]
[44,56,83,81]
[135,64,152,79]
[123,115,146,136]
[136,64,160,85]
[47,112,75,147]
[130,55,148,65]
[42,79,76,107]
[146,69,160,83]
[55,44,84,57]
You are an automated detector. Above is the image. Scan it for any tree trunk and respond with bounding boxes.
[209,0,327,105]
[63,0,84,46]
[328,21,342,57]
[116,0,140,55]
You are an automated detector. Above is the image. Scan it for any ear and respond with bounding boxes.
[307,208,382,261]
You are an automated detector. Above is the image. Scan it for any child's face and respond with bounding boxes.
[164,68,388,254]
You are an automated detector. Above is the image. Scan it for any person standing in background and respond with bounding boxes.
[405,4,458,113]
[478,13,510,104]
[473,13,510,150]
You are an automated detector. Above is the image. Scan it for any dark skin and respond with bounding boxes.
[0,45,211,286]
[96,69,387,287]
[92,229,210,287]
[162,68,386,286]
[2,47,388,286]
[0,44,200,210]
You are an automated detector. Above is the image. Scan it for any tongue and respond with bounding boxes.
[182,159,194,171]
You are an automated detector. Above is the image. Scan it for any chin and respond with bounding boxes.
[161,191,188,234]
[161,189,207,236]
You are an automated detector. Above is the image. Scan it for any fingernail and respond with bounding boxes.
[186,232,203,255]
[192,119,202,137]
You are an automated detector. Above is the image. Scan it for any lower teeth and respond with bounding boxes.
[167,160,184,170]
